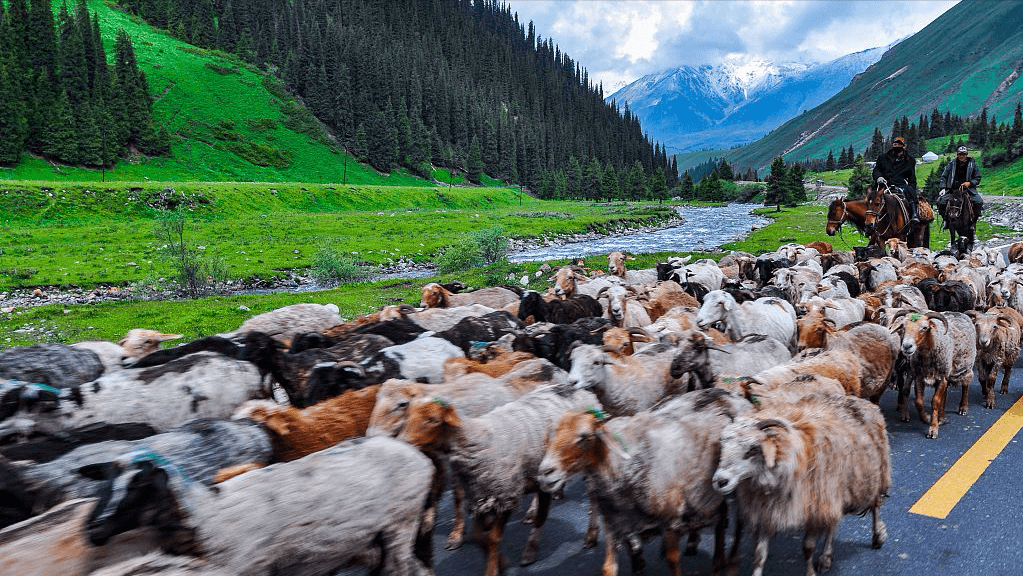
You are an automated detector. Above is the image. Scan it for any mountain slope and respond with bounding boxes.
[721,0,1023,173]
[0,0,430,185]
[609,47,887,153]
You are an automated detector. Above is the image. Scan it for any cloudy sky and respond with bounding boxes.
[502,0,960,91]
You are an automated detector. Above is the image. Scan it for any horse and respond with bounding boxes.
[940,187,977,257]
[862,184,931,249]
[826,196,874,242]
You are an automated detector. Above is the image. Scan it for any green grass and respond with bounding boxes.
[0,182,680,290]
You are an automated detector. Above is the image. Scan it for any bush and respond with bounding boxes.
[154,214,230,299]
[435,226,508,274]
[311,244,372,286]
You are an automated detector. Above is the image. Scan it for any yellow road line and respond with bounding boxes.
[909,395,1023,519]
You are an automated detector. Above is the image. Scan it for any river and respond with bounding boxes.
[507,203,770,263]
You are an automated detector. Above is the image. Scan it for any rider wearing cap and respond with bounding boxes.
[937,146,982,226]
[872,136,920,225]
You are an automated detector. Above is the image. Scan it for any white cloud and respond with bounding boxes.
[504,0,959,89]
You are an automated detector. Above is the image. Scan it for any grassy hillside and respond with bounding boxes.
[0,0,435,186]
[718,0,1023,174]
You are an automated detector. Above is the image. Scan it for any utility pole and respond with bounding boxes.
[342,145,349,186]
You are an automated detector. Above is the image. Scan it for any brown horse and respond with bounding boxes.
[826,196,875,242]
[862,185,931,249]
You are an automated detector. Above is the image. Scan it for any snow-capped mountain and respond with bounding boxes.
[608,47,891,153]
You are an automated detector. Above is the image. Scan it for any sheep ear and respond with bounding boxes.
[262,413,291,435]
[595,426,631,460]
[160,333,183,342]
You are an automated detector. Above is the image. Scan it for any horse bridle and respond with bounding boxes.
[827,198,848,228]
[865,184,910,237]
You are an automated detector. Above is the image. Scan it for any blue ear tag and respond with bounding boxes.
[587,407,608,422]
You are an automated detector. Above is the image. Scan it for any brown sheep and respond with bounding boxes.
[601,326,656,356]
[443,349,537,380]
[231,385,380,463]
[608,251,634,278]
[1008,241,1023,264]
[420,283,520,309]
[805,240,833,254]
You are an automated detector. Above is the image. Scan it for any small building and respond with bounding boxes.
[921,151,940,163]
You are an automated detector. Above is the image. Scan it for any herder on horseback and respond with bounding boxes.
[872,136,920,226]
[936,146,983,228]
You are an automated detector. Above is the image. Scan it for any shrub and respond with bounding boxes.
[154,213,230,299]
[435,226,508,274]
[311,244,372,286]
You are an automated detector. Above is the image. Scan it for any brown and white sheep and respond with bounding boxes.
[420,283,519,309]
[712,393,891,576]
[967,307,1023,409]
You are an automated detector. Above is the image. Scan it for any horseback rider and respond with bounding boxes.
[872,136,919,225]
[936,146,982,228]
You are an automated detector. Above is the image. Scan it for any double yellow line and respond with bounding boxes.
[909,395,1023,519]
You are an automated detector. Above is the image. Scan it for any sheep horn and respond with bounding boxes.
[626,327,654,341]
[335,361,366,377]
[596,286,611,299]
[924,311,949,332]
[755,418,786,431]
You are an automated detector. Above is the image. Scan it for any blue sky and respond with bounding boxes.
[503,0,960,90]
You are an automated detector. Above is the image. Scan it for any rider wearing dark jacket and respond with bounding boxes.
[872,136,920,224]
[937,146,982,225]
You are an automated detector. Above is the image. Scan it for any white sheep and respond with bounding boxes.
[85,436,435,576]
[697,290,797,351]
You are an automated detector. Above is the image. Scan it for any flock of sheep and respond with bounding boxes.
[2,238,1023,576]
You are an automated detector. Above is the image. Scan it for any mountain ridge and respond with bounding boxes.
[608,46,890,153]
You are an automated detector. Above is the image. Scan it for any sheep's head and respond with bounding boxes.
[397,397,461,450]
[119,329,182,359]
[669,331,714,380]
[566,344,610,391]
[420,283,449,308]
[696,290,732,330]
[538,410,622,497]
[552,268,578,299]
[796,308,836,350]
[379,304,414,321]
[890,311,947,357]
[366,379,421,437]
[607,252,632,278]
[713,417,788,495]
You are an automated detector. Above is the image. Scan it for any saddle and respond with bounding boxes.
[886,186,933,224]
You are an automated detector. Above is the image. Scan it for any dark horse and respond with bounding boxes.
[940,187,977,257]
[861,185,931,249]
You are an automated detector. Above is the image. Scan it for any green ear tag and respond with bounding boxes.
[750,396,762,406]
[910,313,922,322]
[433,398,448,407]
[587,407,608,421]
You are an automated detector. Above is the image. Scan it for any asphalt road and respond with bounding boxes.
[417,360,1023,576]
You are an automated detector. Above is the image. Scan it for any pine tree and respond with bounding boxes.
[718,159,734,181]
[848,155,873,197]
[586,157,603,201]
[825,150,836,172]
[0,62,28,164]
[602,162,620,199]
[353,123,368,162]
[45,89,79,164]
[1012,102,1023,144]
[786,163,806,203]
[680,171,694,200]
[650,166,668,203]
[868,128,884,161]
[766,157,788,211]
[466,134,483,183]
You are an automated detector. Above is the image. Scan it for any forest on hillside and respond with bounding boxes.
[103,0,679,199]
[0,0,166,167]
